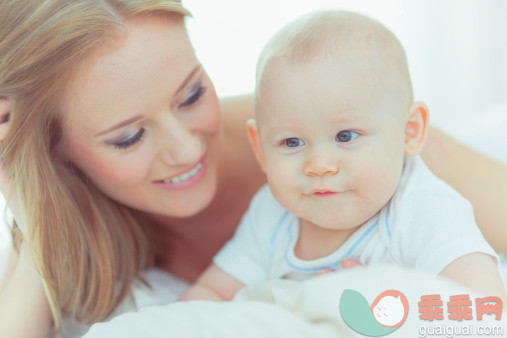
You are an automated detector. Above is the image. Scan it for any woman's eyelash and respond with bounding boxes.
[179,85,206,108]
[114,128,145,150]
[111,84,205,151]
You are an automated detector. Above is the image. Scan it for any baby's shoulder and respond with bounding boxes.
[245,184,293,234]
[393,156,470,208]
[384,156,475,236]
[250,184,288,216]
[381,157,478,246]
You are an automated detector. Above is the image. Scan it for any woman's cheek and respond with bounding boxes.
[203,105,221,133]
[194,89,221,134]
[207,100,222,133]
[86,150,152,187]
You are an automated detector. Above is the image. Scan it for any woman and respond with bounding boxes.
[0,1,505,337]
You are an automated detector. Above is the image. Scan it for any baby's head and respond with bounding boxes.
[247,10,429,231]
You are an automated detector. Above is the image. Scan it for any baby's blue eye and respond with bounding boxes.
[284,138,305,148]
[336,130,359,143]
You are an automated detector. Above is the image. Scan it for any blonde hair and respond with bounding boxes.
[0,0,190,335]
[255,10,413,108]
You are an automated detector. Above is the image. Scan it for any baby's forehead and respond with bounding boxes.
[258,38,404,98]
[256,90,404,137]
[256,56,405,122]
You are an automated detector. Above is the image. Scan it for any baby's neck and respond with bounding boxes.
[294,218,360,261]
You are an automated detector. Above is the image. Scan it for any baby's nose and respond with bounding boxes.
[303,151,339,177]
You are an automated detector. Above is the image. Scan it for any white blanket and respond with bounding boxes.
[84,265,506,338]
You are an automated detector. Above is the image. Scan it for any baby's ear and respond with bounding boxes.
[404,102,429,156]
[245,119,266,172]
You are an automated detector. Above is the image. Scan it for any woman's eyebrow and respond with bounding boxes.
[95,64,202,138]
[96,115,143,137]
[174,64,202,95]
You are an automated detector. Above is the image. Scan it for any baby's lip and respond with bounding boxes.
[310,189,341,195]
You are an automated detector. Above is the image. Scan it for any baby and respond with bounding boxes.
[180,10,505,301]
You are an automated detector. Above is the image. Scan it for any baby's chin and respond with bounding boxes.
[319,206,379,228]
[301,214,366,232]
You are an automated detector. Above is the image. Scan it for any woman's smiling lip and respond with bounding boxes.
[153,153,207,183]
[152,155,208,191]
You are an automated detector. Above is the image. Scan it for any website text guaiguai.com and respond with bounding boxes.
[418,324,504,337]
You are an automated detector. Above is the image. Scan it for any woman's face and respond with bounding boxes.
[60,14,222,218]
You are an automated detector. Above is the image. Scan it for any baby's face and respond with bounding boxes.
[255,54,407,230]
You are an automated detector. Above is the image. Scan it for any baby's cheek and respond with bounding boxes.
[351,151,401,203]
[265,160,298,199]
[265,165,291,193]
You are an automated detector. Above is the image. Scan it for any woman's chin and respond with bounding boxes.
[154,172,219,219]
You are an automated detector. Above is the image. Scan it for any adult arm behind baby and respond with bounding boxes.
[421,127,507,254]
[439,253,507,303]
[179,263,245,302]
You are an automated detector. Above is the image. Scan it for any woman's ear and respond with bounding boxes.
[404,102,429,156]
[245,118,266,173]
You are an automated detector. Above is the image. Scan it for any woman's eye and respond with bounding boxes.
[336,130,359,143]
[114,129,145,150]
[283,138,305,148]
[178,85,206,109]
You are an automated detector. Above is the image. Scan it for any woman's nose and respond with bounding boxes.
[303,149,339,177]
[159,118,202,166]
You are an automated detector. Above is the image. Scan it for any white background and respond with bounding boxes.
[184,0,507,131]
[1,0,506,248]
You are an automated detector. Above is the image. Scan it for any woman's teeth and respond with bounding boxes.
[163,163,202,184]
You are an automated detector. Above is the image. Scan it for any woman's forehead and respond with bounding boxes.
[60,13,196,133]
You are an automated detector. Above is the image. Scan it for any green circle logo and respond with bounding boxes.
[340,289,409,336]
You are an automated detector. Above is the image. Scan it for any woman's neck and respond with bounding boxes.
[140,161,259,282]
[139,176,240,282]
[138,105,267,282]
